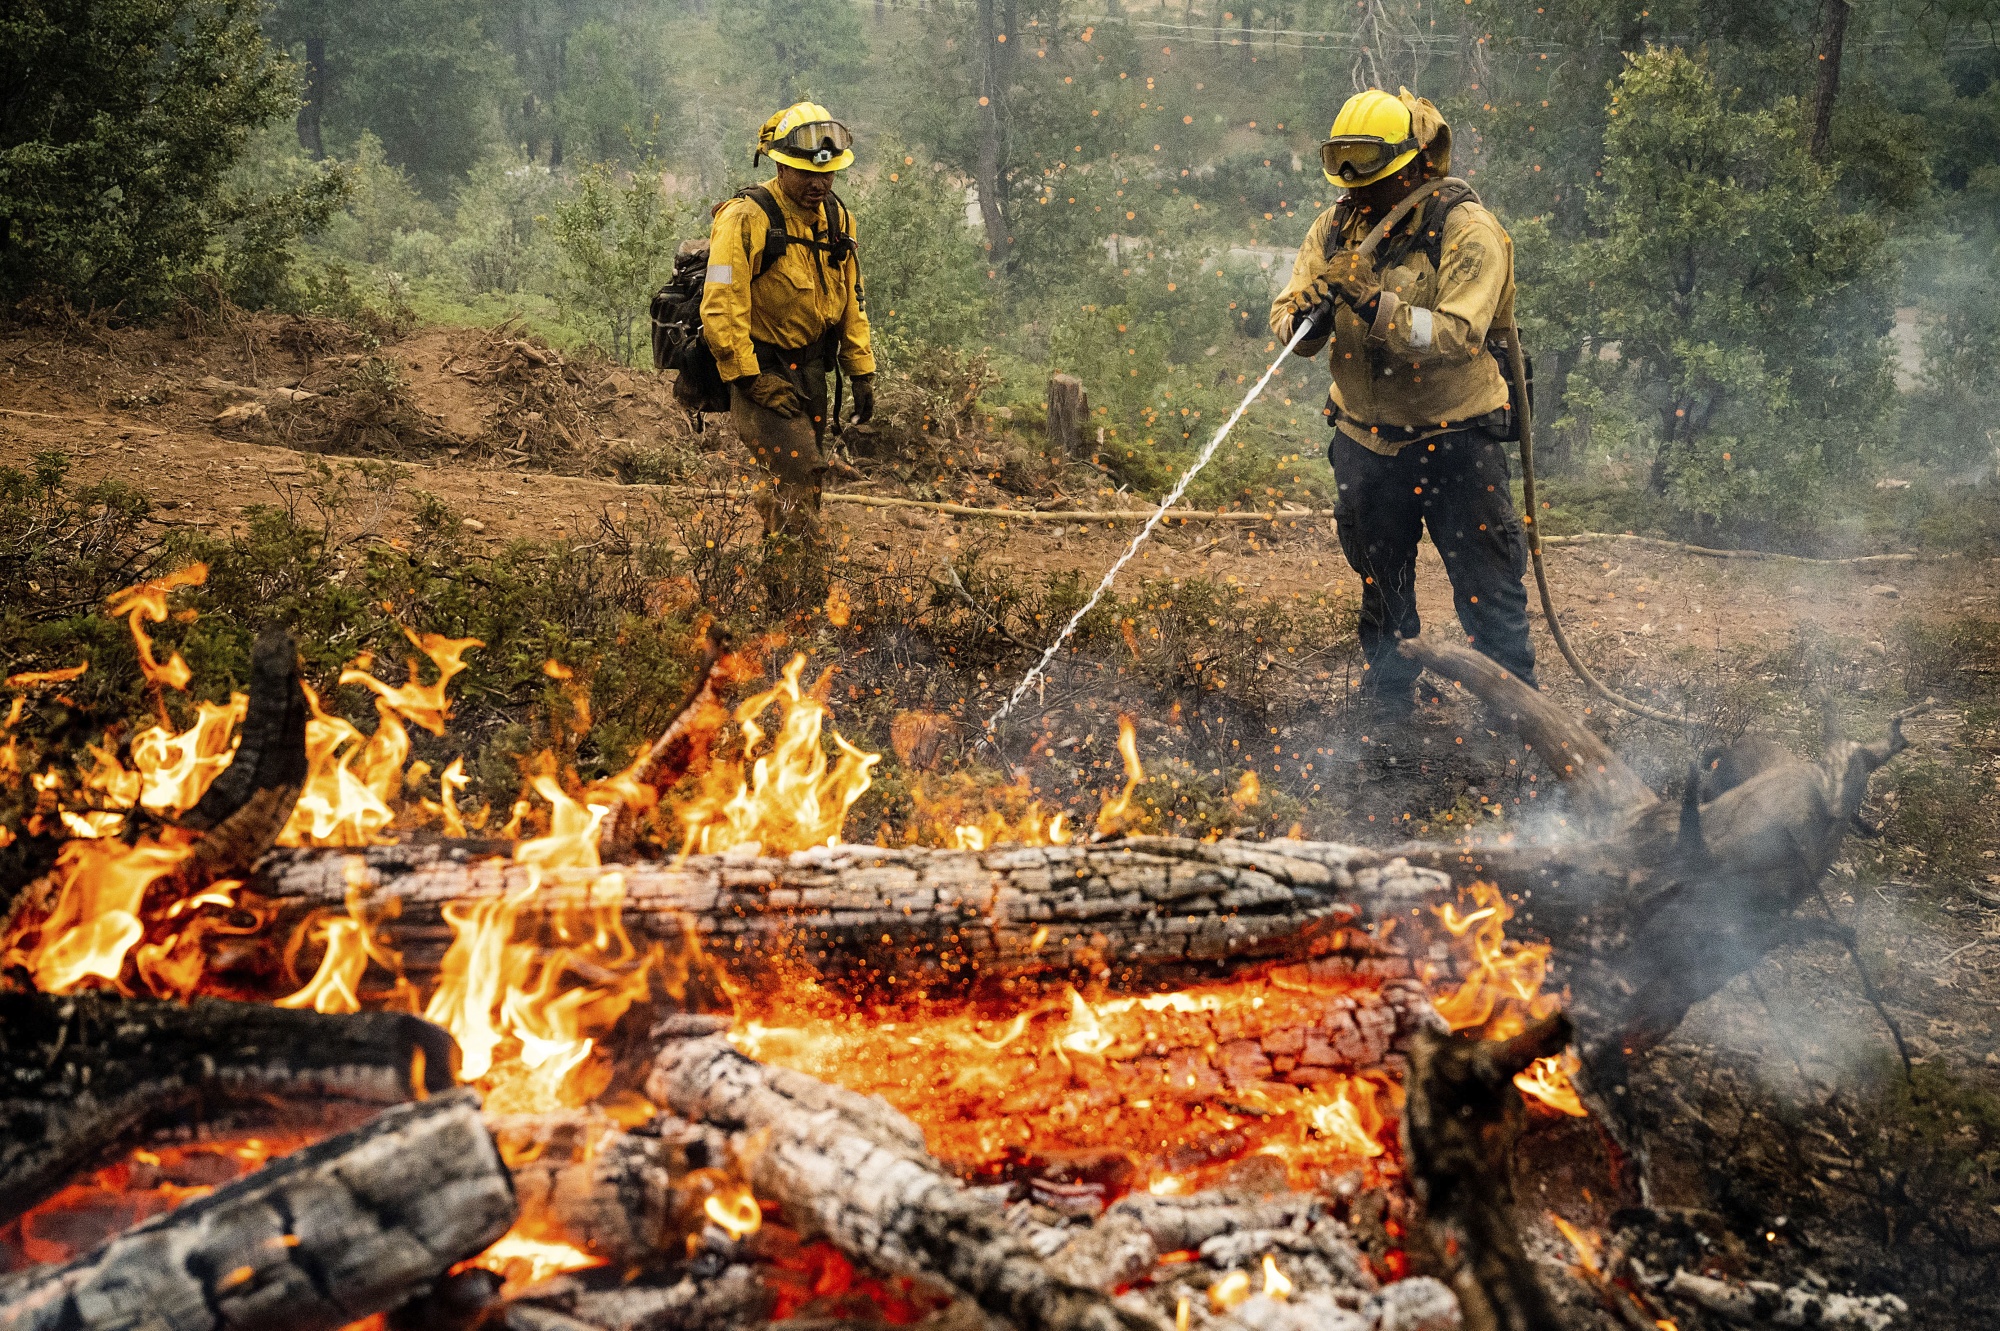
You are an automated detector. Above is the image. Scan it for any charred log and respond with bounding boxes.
[600,623,731,856]
[645,1027,1163,1331]
[0,1090,515,1331]
[1402,1016,1571,1331]
[178,630,309,877]
[254,838,1448,996]
[0,991,456,1224]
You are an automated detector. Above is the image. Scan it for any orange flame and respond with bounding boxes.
[422,774,654,1113]
[1550,1213,1602,1276]
[1262,1253,1292,1299]
[8,837,193,992]
[1209,1270,1251,1312]
[277,860,407,1014]
[107,565,207,694]
[702,1182,763,1241]
[678,653,879,856]
[1094,715,1144,836]
[1429,882,1586,1116]
[1305,1077,1387,1158]
[279,634,481,848]
[473,1231,604,1290]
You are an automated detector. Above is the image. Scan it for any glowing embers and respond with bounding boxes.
[1,1136,312,1270]
[677,652,879,856]
[1427,882,1588,1117]
[472,1231,606,1291]
[733,965,1409,1197]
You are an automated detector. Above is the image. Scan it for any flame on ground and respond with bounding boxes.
[472,1232,605,1291]
[677,652,879,856]
[1094,715,1145,836]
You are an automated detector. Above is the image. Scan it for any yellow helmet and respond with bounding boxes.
[1321,88,1420,187]
[757,102,854,173]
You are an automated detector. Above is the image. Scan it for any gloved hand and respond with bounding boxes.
[1276,273,1337,343]
[745,372,803,419]
[848,372,875,425]
[1326,250,1382,312]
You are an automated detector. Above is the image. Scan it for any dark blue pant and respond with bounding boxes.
[1330,428,1538,697]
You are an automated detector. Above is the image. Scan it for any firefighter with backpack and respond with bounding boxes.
[699,102,875,543]
[1270,87,1538,721]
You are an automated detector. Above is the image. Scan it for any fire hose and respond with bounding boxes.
[984,180,1680,741]
[1355,181,1687,726]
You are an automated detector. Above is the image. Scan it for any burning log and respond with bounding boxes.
[254,838,1449,993]
[1401,1015,1572,1331]
[645,1022,1163,1331]
[1392,636,1918,1177]
[177,629,310,877]
[0,990,456,1224]
[0,1089,516,1331]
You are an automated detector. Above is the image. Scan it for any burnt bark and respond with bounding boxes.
[180,630,309,877]
[0,991,456,1224]
[253,837,1448,996]
[1403,1016,1572,1331]
[0,1090,515,1331]
[1809,0,1850,165]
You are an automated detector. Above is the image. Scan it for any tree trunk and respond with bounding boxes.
[252,838,1447,998]
[1809,0,1850,165]
[296,37,325,160]
[0,1092,515,1331]
[1047,373,1090,457]
[973,0,1012,270]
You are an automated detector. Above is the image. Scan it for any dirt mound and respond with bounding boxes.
[0,310,691,477]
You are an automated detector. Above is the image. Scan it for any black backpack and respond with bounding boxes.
[1321,178,1534,440]
[650,185,854,419]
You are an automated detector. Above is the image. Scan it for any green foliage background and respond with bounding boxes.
[3,0,1998,540]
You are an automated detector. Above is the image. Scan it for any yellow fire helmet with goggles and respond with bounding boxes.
[1320,87,1449,188]
[756,101,855,173]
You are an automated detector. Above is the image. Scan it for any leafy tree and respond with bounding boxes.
[1571,47,1895,530]
[735,0,866,109]
[0,0,339,312]
[850,146,991,357]
[547,161,685,364]
[266,0,509,196]
[555,19,681,166]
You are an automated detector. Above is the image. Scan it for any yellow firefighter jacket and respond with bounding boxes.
[700,184,875,382]
[1270,186,1514,455]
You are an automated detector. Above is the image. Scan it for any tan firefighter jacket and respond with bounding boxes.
[701,184,875,382]
[1270,188,1514,455]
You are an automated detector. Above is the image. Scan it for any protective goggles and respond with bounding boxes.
[1319,133,1420,183]
[769,120,854,166]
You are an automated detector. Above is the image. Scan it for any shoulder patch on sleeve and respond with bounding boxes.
[1451,240,1485,283]
[705,263,734,285]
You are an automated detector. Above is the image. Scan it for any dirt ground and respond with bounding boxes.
[6,313,1998,1322]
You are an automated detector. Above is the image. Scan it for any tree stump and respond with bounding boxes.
[1047,374,1089,457]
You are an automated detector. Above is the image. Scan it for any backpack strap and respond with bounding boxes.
[736,185,791,278]
[1323,179,1480,273]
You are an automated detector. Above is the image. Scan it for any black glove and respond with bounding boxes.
[848,372,875,425]
[745,372,803,419]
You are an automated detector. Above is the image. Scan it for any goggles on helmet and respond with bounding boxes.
[770,120,854,166]
[1319,132,1420,184]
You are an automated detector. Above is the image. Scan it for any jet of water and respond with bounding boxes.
[986,319,1315,734]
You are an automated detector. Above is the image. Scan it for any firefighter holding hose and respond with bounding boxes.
[702,102,876,546]
[1271,88,1538,721]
